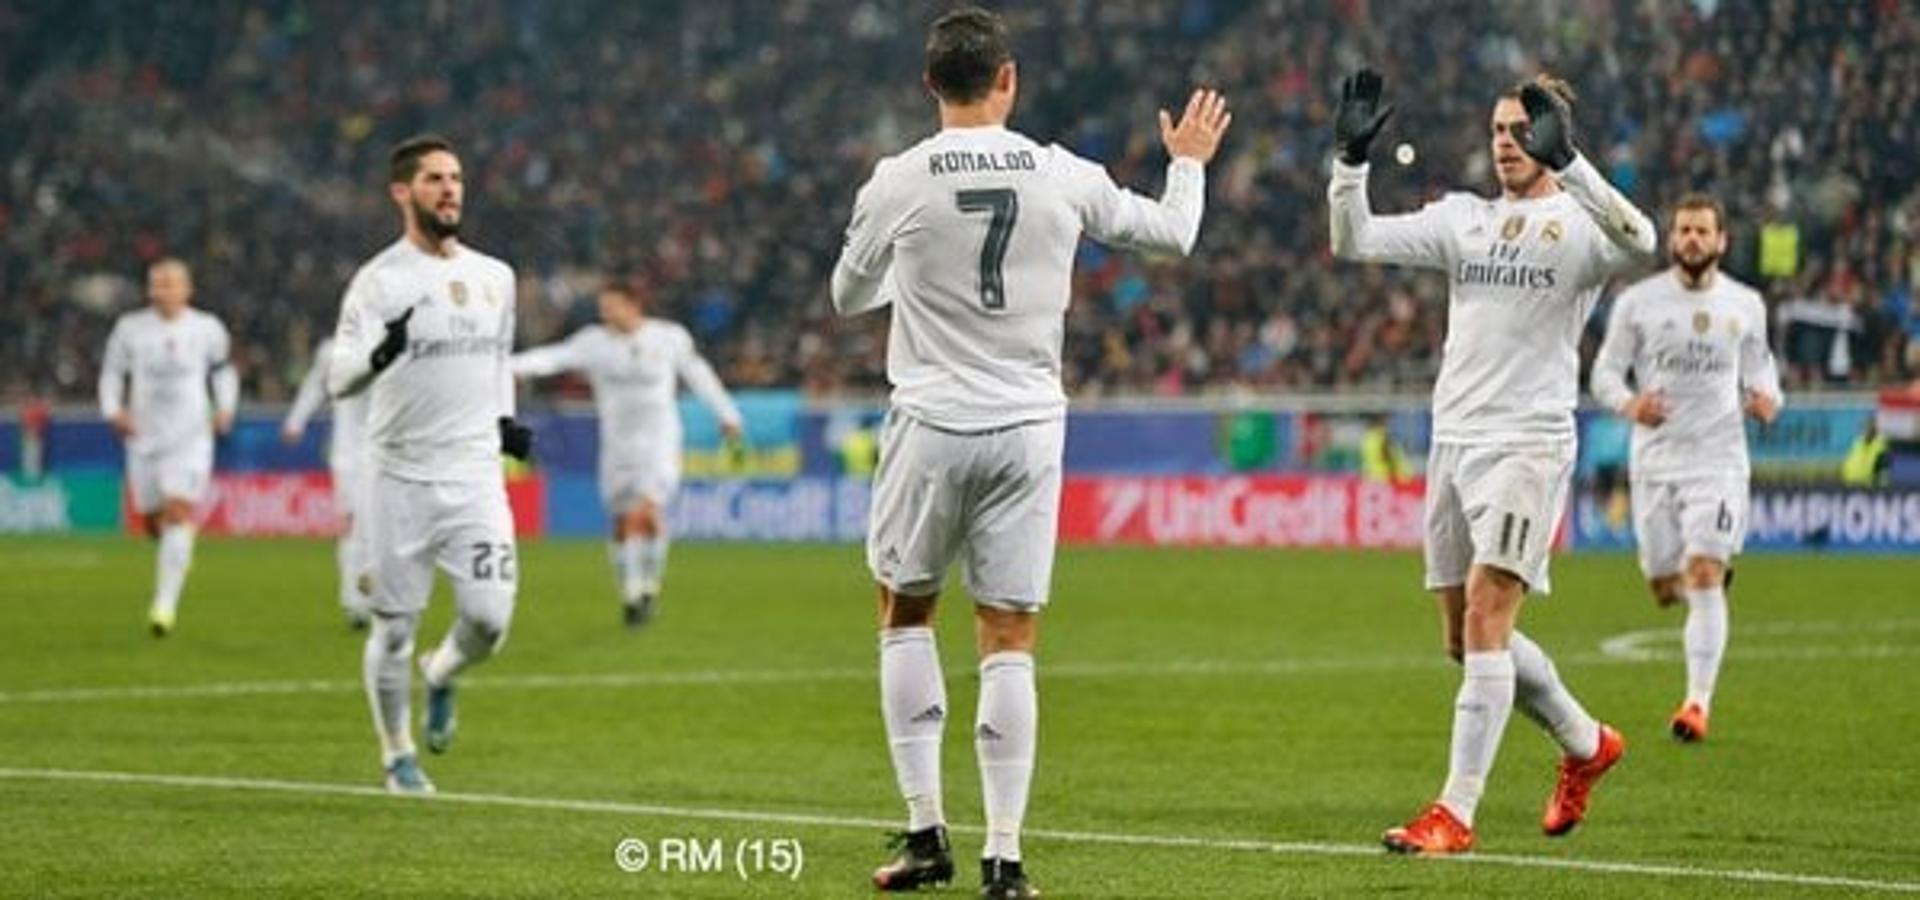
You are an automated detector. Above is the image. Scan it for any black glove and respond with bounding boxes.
[369,307,414,374]
[1333,68,1394,166]
[1517,84,1576,171]
[498,416,534,461]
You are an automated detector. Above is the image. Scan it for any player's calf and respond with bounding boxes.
[1647,575,1684,608]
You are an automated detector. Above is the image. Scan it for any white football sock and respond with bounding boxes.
[423,615,504,686]
[1684,586,1729,712]
[337,527,369,616]
[423,591,513,686]
[977,651,1036,862]
[637,533,669,594]
[880,627,946,831]
[1439,649,1515,826]
[610,538,644,602]
[364,614,417,764]
[1511,631,1601,759]
[152,523,194,616]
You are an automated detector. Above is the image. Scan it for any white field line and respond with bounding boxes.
[0,767,1915,894]
[6,635,1920,705]
[1597,617,1920,661]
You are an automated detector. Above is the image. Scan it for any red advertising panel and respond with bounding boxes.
[1059,475,1427,548]
[124,472,547,538]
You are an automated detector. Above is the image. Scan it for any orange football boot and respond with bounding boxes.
[1542,724,1625,836]
[1383,802,1476,855]
[1670,702,1709,743]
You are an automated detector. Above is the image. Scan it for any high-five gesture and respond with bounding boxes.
[1160,88,1232,164]
[1517,83,1576,170]
[1334,69,1394,165]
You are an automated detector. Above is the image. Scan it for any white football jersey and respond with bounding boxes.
[98,307,238,455]
[327,239,516,484]
[284,337,368,472]
[833,125,1205,431]
[512,320,741,468]
[1330,155,1655,444]
[1592,270,1783,480]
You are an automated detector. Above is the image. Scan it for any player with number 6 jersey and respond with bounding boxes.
[831,7,1231,897]
[1592,192,1783,744]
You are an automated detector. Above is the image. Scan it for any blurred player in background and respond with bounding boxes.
[327,134,532,793]
[282,336,373,630]
[512,281,743,627]
[1592,193,1783,744]
[98,258,238,637]
[1329,69,1655,854]
[832,7,1230,896]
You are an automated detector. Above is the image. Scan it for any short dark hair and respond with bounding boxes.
[598,281,640,305]
[389,134,456,185]
[1671,192,1727,232]
[925,7,1011,104]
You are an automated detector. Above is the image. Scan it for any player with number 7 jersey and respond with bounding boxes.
[830,7,1231,897]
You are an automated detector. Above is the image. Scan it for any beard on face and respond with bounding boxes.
[1672,242,1720,280]
[412,195,462,240]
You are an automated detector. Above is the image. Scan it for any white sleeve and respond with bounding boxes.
[676,332,743,428]
[1327,161,1452,270]
[98,318,130,420]
[511,329,591,379]
[1590,291,1639,413]
[1739,297,1784,408]
[1555,154,1657,276]
[283,343,332,433]
[207,319,239,417]
[1069,152,1206,256]
[830,160,900,317]
[327,271,381,399]
[498,272,517,419]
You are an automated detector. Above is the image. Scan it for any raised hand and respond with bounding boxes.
[1333,69,1394,165]
[1160,88,1232,165]
[1517,84,1576,170]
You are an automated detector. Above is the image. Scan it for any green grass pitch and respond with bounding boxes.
[2,536,1916,897]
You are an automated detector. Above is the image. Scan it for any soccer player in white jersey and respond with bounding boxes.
[326,135,532,793]
[1329,70,1657,854]
[1592,193,1782,744]
[98,258,238,637]
[512,282,743,626]
[832,8,1229,897]
[282,336,373,630]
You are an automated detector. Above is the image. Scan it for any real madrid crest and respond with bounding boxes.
[1541,220,1564,243]
[1501,215,1527,241]
[1692,311,1711,334]
[449,280,469,307]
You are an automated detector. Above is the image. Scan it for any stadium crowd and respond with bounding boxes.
[2,0,1915,406]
